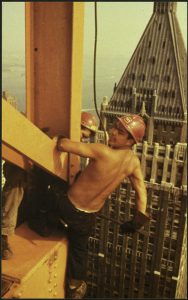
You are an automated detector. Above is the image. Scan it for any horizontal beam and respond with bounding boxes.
[2,99,68,181]
[2,144,29,170]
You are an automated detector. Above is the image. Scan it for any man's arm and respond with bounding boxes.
[120,159,149,235]
[129,159,147,214]
[56,137,109,160]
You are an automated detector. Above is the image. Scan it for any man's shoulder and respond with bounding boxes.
[93,143,112,153]
[87,142,112,160]
[125,151,141,172]
[132,153,140,166]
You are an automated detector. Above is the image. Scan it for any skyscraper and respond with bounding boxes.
[86,2,187,298]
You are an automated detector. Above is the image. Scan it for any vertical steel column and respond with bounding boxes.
[25,2,84,182]
[69,3,85,183]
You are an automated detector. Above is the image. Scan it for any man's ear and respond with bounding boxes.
[127,138,135,146]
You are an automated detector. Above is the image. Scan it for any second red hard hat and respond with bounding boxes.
[81,112,98,133]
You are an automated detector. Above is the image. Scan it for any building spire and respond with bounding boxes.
[153,2,177,14]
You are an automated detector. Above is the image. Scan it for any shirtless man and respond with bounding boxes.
[55,114,149,299]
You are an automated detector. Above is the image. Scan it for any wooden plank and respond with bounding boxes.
[2,99,68,180]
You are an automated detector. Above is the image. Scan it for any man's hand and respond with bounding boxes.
[120,220,137,234]
[120,210,150,234]
[54,135,67,152]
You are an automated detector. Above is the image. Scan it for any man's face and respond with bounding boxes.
[80,127,93,142]
[108,121,134,148]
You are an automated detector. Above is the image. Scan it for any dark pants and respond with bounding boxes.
[56,194,95,281]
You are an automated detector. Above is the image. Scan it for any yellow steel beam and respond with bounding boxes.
[69,3,85,183]
[25,2,84,183]
[2,99,68,180]
[2,143,29,170]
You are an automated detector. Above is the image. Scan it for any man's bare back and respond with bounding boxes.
[68,148,137,212]
[56,118,147,214]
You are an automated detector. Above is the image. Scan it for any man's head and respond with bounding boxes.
[108,114,146,149]
[81,112,98,141]
[117,114,146,143]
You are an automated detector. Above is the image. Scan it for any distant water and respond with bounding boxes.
[2,55,128,117]
[2,65,26,113]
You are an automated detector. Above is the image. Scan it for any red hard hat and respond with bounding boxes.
[81,112,98,133]
[117,114,146,143]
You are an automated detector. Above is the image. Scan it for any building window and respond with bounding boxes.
[136,102,142,111]
[178,154,184,161]
[154,74,159,82]
[166,58,170,65]
[132,73,135,81]
[158,23,161,30]
[166,75,170,83]
[163,125,166,132]
[164,90,168,98]
[139,57,142,64]
[168,165,172,172]
[162,41,166,48]
[142,74,146,81]
[148,40,152,48]
[171,124,175,132]
[152,56,156,64]
[171,90,175,98]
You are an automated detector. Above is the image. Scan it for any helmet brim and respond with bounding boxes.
[116,117,138,143]
[81,124,97,133]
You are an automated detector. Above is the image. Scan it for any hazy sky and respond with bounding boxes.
[2,2,187,110]
[2,2,187,57]
[84,2,187,59]
[2,3,25,55]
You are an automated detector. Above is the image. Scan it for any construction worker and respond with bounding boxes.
[80,111,98,172]
[80,111,98,141]
[55,114,150,299]
[1,113,98,260]
[1,162,28,259]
